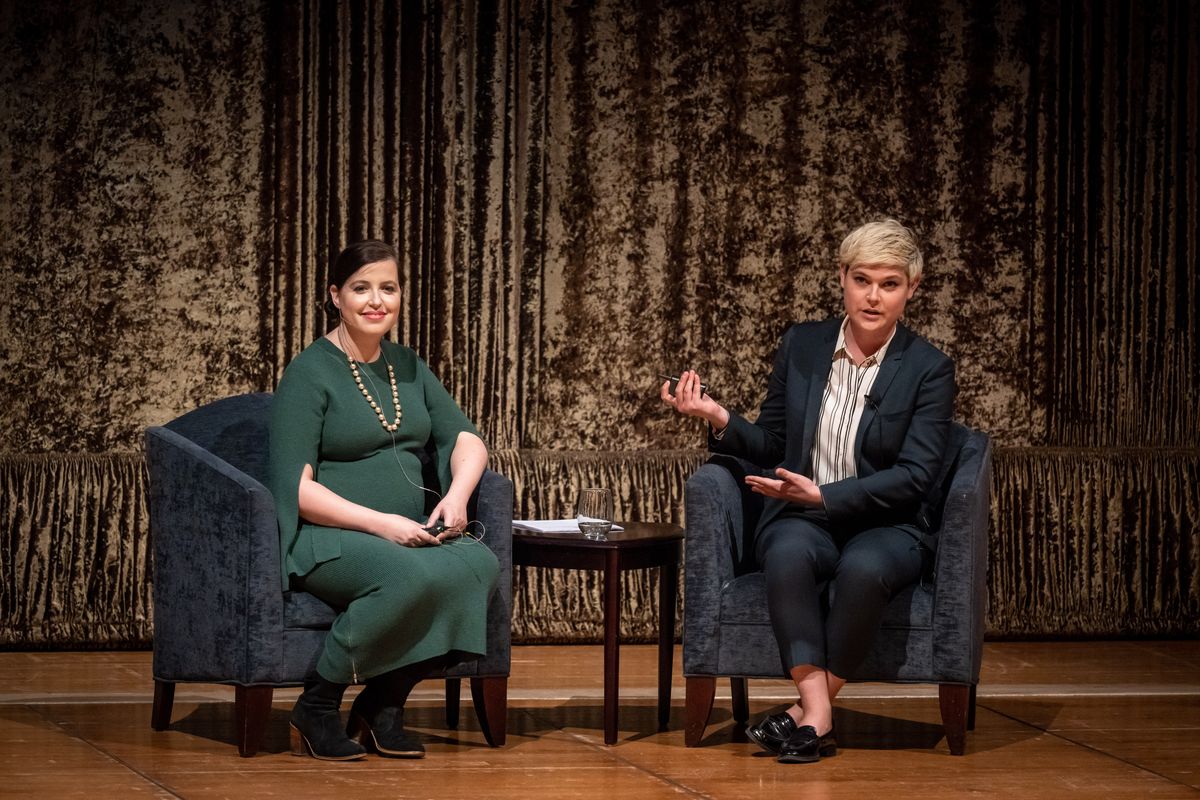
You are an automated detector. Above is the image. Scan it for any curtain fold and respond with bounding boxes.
[1034,1,1199,448]
[3,449,1196,646]
[260,0,1198,457]
[267,0,549,450]
[1,455,152,647]
[2,4,1195,454]
[989,447,1200,637]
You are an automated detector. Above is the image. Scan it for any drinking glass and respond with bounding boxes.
[576,487,614,540]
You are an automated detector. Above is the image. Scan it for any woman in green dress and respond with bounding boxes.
[269,240,499,761]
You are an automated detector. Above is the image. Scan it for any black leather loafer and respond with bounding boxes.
[745,711,797,754]
[777,724,837,764]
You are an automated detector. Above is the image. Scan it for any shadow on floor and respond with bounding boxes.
[168,700,498,755]
[156,693,1057,757]
[515,698,1051,756]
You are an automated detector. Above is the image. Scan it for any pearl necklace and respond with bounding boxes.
[347,353,403,433]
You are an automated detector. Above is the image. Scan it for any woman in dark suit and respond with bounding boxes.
[662,218,955,763]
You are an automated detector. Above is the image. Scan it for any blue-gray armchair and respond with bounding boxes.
[682,422,990,755]
[145,393,513,756]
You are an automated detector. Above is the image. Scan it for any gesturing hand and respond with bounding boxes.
[660,370,730,431]
[744,468,824,508]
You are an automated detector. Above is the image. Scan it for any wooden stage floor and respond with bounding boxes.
[1,641,1197,798]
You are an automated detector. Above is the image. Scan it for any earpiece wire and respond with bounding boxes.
[343,328,486,546]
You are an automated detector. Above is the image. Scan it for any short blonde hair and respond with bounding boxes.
[838,218,924,282]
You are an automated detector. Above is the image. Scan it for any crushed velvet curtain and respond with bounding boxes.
[1,0,1197,646]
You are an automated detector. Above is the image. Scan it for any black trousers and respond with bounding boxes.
[755,512,925,679]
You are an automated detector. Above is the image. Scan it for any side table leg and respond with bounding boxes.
[603,549,621,745]
[657,558,678,732]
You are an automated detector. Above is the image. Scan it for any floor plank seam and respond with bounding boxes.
[27,703,187,799]
[566,731,718,800]
[978,702,1200,793]
[591,734,719,799]
[521,706,714,798]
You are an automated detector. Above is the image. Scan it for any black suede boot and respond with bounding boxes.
[290,677,367,761]
[346,667,425,758]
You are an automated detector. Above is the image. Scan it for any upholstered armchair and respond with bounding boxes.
[682,423,990,755]
[145,393,512,756]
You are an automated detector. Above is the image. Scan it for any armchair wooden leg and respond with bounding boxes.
[730,677,749,726]
[685,676,716,747]
[967,683,977,731]
[235,685,274,758]
[151,680,175,731]
[938,683,970,756]
[446,678,461,729]
[470,677,507,747]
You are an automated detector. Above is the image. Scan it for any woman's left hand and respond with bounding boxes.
[427,496,469,541]
[744,468,824,508]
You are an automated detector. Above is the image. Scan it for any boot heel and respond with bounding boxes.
[289,723,309,757]
[346,712,374,751]
[291,678,367,761]
[345,707,422,758]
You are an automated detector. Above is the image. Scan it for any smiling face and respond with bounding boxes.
[839,261,919,347]
[329,258,401,345]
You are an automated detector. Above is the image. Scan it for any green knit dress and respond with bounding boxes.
[269,337,499,684]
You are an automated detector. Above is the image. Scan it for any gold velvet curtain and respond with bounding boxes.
[991,448,1200,636]
[5,448,1197,645]
[267,0,540,451]
[1,454,150,646]
[1,0,1197,646]
[263,0,1200,452]
[1032,2,1199,449]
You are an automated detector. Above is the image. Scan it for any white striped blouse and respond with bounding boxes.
[809,318,896,486]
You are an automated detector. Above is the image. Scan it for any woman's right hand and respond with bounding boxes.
[374,514,442,548]
[297,466,442,546]
[661,370,730,430]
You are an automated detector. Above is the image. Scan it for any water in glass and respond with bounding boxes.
[577,487,613,540]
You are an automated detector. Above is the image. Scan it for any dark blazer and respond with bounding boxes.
[710,317,956,536]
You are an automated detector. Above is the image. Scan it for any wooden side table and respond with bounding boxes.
[512,521,684,745]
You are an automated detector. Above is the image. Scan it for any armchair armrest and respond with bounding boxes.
[146,426,284,684]
[683,458,751,674]
[929,430,992,683]
[474,468,513,569]
[460,467,513,676]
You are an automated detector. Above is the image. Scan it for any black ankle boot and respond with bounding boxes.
[290,678,367,761]
[346,670,425,758]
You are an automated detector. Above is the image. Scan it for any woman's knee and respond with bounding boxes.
[757,521,834,566]
[761,542,828,591]
[835,546,916,596]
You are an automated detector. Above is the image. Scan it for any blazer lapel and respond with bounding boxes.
[853,324,911,457]
[797,322,839,473]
